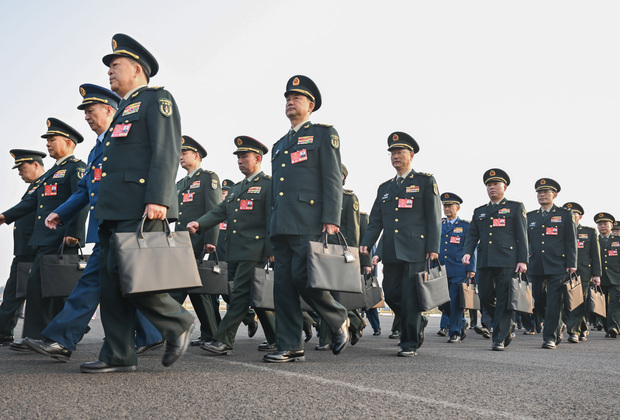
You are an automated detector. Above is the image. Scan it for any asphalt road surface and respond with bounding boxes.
[1,312,618,419]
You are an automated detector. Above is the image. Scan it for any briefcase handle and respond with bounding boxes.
[514,271,530,284]
[320,232,356,263]
[198,248,223,274]
[56,241,86,262]
[423,257,445,281]
[136,215,174,248]
[564,271,580,288]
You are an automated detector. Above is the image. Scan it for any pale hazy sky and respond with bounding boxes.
[1,0,618,285]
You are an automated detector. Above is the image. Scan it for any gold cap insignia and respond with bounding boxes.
[599,213,604,218]
[46,119,51,128]
[567,203,572,208]
[444,194,449,199]
[489,170,495,176]
[80,87,86,97]
[293,77,300,86]
[10,152,15,158]
[540,179,546,185]
[236,138,243,146]
[393,134,399,141]
[112,38,117,50]
[181,138,185,144]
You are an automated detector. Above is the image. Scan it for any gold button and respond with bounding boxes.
[109,128,113,132]
[103,157,107,161]
[91,193,95,197]
[541,241,544,244]
[90,206,94,210]
[102,172,107,177]
[44,182,47,185]
[106,142,110,146]
[284,150,289,154]
[395,229,399,233]
[180,202,183,206]
[13,227,16,230]
[279,192,284,196]
[281,163,286,167]
[40,205,43,208]
[310,200,314,205]
[489,233,492,236]
[395,197,398,200]
[38,216,41,219]
[395,208,398,211]
[395,219,399,222]
[177,222,181,225]
[510,247,513,250]
[235,209,238,212]
[179,212,182,215]
[489,241,492,244]
[237,198,240,201]
[280,177,284,181]
[92,180,95,184]
[542,250,545,253]
[489,225,493,228]
[233,230,237,234]
[233,220,237,223]
[255,236,259,239]
[421,235,424,238]
[41,194,45,197]
[92,166,96,170]
[139,179,145,183]
[542,225,545,228]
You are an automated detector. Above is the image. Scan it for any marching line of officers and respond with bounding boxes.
[0,33,618,373]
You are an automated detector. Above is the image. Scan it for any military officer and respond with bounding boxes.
[526,178,577,349]
[361,132,442,357]
[0,150,46,345]
[462,168,528,351]
[187,136,275,355]
[316,164,365,350]
[594,212,620,337]
[439,193,476,343]
[80,34,195,373]
[612,221,620,236]
[24,84,162,361]
[169,135,220,346]
[563,202,601,343]
[267,75,349,362]
[0,118,87,348]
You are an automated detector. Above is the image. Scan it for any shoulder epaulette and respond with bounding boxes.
[149,86,164,90]
[380,178,392,187]
[204,169,215,175]
[71,157,81,163]
[313,123,333,128]
[416,172,432,177]
[344,189,354,194]
[263,174,272,180]
[461,219,471,223]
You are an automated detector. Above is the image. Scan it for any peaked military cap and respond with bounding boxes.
[563,202,584,215]
[77,83,121,110]
[284,75,322,112]
[181,135,207,158]
[594,212,615,224]
[440,192,463,205]
[102,33,159,78]
[535,178,561,192]
[10,149,46,169]
[41,117,84,144]
[233,136,268,156]
[341,164,349,180]
[221,179,234,191]
[387,131,420,153]
[483,168,510,186]
[613,221,620,232]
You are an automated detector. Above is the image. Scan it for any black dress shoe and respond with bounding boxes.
[331,319,350,355]
[24,338,71,362]
[504,323,515,347]
[474,325,491,339]
[190,338,204,346]
[136,339,164,355]
[200,340,232,355]
[80,360,137,373]
[0,334,14,346]
[542,340,556,349]
[162,323,194,367]
[248,317,258,338]
[418,316,428,348]
[397,348,417,357]
[436,328,448,337]
[8,340,32,352]
[447,334,461,343]
[609,328,618,338]
[461,322,469,341]
[579,331,588,341]
[568,334,579,343]
[491,342,504,351]
[258,341,276,351]
[314,343,331,351]
[596,324,603,331]
[556,333,563,345]
[263,350,305,363]
[350,326,363,346]
[389,330,400,339]
[373,329,381,336]
[303,327,313,342]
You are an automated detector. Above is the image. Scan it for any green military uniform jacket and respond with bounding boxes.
[12,176,45,256]
[95,86,181,221]
[196,171,272,262]
[599,234,620,286]
[463,198,528,269]
[527,205,577,275]
[176,168,221,254]
[328,189,360,247]
[4,157,87,247]
[575,225,602,280]
[359,212,372,268]
[361,170,441,264]
[270,122,342,236]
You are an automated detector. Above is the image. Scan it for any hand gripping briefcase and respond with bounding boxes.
[40,242,89,298]
[189,250,229,295]
[460,277,481,310]
[587,285,606,318]
[113,216,201,296]
[563,272,584,312]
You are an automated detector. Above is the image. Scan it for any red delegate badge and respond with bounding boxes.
[577,241,584,249]
[450,236,461,244]
[183,193,194,203]
[609,250,618,257]
[291,149,307,164]
[240,200,253,210]
[492,219,505,227]
[219,222,227,230]
[93,168,102,181]
[398,199,413,208]
[111,123,132,137]
[545,227,558,235]
[44,185,57,196]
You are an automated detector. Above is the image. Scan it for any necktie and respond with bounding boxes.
[542,210,548,218]
[287,129,295,147]
[180,175,190,192]
[396,176,403,186]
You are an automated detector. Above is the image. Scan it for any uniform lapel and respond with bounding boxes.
[238,171,265,196]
